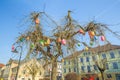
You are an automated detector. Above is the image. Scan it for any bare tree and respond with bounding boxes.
[12,10,118,80]
[24,59,44,80]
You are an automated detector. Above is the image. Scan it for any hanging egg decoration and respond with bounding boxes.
[19,38,25,42]
[26,36,30,40]
[85,47,88,51]
[31,43,35,49]
[61,59,64,62]
[78,43,80,46]
[94,36,97,41]
[90,41,94,46]
[91,31,95,36]
[57,37,61,43]
[35,18,40,24]
[61,39,66,45]
[88,31,93,39]
[39,40,45,46]
[47,38,50,45]
[101,35,105,41]
[79,29,85,35]
[12,45,15,51]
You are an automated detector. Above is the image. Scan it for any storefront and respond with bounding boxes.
[105,70,120,80]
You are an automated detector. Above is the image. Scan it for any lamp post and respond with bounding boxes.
[12,45,22,80]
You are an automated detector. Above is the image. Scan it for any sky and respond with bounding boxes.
[0,0,120,64]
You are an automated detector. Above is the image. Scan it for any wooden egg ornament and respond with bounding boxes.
[61,39,66,45]
[90,31,95,36]
[47,38,50,44]
[35,18,40,24]
[85,47,88,51]
[31,43,35,49]
[12,45,15,51]
[61,59,64,62]
[26,36,30,40]
[101,35,105,41]
[79,29,85,34]
[90,41,94,46]
[78,43,80,46]
[57,37,61,43]
[94,36,97,41]
[39,40,45,46]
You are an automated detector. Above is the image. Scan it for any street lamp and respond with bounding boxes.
[12,45,23,80]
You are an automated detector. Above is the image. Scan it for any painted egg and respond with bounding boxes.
[35,18,40,24]
[12,45,15,51]
[94,36,97,41]
[39,40,45,46]
[26,37,30,40]
[31,43,35,49]
[78,43,80,46]
[101,36,105,41]
[85,47,89,51]
[57,37,61,43]
[79,29,84,34]
[91,31,95,36]
[47,39,50,44]
[61,39,66,45]
[90,41,94,46]
[61,59,64,62]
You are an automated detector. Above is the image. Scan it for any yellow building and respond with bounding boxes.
[11,58,45,80]
[0,58,45,80]
[63,44,120,80]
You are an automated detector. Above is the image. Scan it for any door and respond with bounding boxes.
[116,74,120,80]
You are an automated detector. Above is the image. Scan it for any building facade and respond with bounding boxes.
[0,58,62,80]
[63,44,120,80]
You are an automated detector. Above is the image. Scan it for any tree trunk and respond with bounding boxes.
[100,71,104,80]
[32,75,35,80]
[51,60,57,80]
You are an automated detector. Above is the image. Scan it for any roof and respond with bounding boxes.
[0,63,5,68]
[64,44,120,60]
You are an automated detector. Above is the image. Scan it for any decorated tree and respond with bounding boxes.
[12,11,120,80]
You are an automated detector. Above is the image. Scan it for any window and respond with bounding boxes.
[113,62,118,69]
[64,61,66,65]
[93,65,97,70]
[74,67,76,72]
[86,57,89,62]
[87,66,91,72]
[64,69,66,73]
[22,78,25,80]
[83,52,86,56]
[28,78,31,80]
[106,63,109,69]
[69,68,71,72]
[68,60,70,64]
[118,51,120,55]
[22,70,26,74]
[81,66,84,71]
[80,58,83,62]
[102,54,106,59]
[110,52,115,58]
[107,74,112,78]
[92,56,96,61]
[74,60,76,64]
